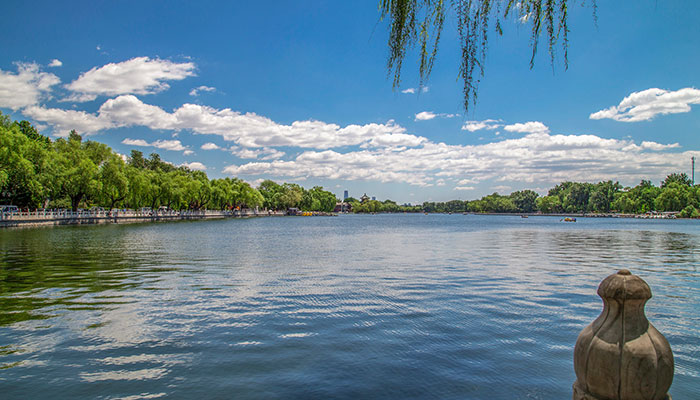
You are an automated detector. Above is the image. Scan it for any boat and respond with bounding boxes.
[563,217,577,222]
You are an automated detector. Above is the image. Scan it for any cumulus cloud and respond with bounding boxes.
[640,141,680,151]
[48,59,63,67]
[230,146,285,160]
[503,121,549,134]
[462,119,502,132]
[28,95,415,149]
[415,111,457,121]
[590,88,700,122]
[223,132,694,189]
[0,63,60,110]
[454,186,475,191]
[201,142,222,150]
[64,57,196,102]
[23,105,113,136]
[415,111,436,121]
[180,162,207,171]
[189,85,216,96]
[122,138,188,152]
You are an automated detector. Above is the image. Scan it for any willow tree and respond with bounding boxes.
[380,0,596,110]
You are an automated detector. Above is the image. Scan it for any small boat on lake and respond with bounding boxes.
[562,217,577,222]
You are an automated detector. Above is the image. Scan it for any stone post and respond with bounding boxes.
[573,269,674,400]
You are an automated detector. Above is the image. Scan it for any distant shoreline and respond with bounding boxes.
[457,212,684,219]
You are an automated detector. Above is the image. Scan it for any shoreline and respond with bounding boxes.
[462,212,682,219]
[0,209,287,229]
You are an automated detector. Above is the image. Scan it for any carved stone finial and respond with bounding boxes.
[573,270,674,400]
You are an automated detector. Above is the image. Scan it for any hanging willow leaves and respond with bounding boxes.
[380,0,596,111]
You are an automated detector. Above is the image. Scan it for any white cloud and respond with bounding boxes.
[640,141,680,151]
[121,138,150,147]
[180,162,206,171]
[0,63,60,110]
[462,119,501,132]
[454,186,475,191]
[48,59,63,67]
[121,138,188,152]
[223,132,694,189]
[414,111,458,121]
[201,142,222,150]
[98,95,177,129]
[401,86,428,94]
[230,146,285,160]
[361,132,427,148]
[503,121,549,134]
[590,87,700,122]
[23,105,113,136]
[152,139,187,151]
[189,85,216,96]
[415,111,436,121]
[28,95,415,149]
[491,185,512,193]
[64,57,196,102]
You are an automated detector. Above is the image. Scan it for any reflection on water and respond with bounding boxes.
[0,216,698,399]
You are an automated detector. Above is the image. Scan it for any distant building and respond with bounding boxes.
[371,196,376,201]
[360,193,370,204]
[343,190,348,200]
[334,202,351,213]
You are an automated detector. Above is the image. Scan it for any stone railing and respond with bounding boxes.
[0,208,285,226]
[573,270,674,399]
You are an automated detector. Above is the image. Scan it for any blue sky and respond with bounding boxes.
[1,0,699,203]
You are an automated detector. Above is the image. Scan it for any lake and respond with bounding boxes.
[0,214,698,399]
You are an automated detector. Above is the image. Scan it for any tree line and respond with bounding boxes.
[2,112,698,217]
[356,178,698,218]
[0,113,338,212]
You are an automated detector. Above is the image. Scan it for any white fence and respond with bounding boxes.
[0,208,282,222]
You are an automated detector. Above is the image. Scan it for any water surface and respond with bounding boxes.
[1,215,698,399]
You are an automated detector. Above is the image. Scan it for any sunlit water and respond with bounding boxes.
[0,214,698,399]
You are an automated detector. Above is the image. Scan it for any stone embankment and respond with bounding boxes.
[0,209,285,228]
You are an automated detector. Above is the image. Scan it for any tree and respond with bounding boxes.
[99,153,129,209]
[661,173,692,188]
[258,179,284,209]
[536,195,562,213]
[128,150,148,169]
[52,134,101,211]
[0,120,51,207]
[589,181,620,213]
[510,190,539,213]
[381,0,595,110]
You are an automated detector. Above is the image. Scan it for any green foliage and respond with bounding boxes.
[380,0,594,110]
[300,186,338,212]
[510,190,539,213]
[0,112,272,212]
[661,172,692,188]
[536,195,562,213]
[0,118,52,207]
[678,205,699,219]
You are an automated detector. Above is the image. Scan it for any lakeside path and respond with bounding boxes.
[0,209,287,228]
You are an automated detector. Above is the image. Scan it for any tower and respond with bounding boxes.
[343,190,349,200]
[693,156,696,185]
